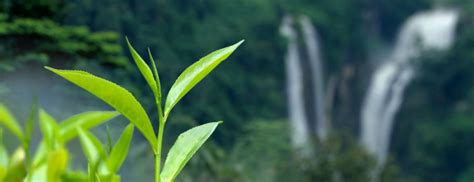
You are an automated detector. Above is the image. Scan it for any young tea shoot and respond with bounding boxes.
[46,38,244,182]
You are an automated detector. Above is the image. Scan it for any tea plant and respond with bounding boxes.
[0,102,132,181]
[46,38,244,182]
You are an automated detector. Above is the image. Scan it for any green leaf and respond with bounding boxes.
[47,148,69,181]
[98,174,121,182]
[148,49,163,120]
[39,109,60,150]
[105,125,113,154]
[164,40,244,120]
[77,128,106,167]
[0,103,23,141]
[126,38,159,97]
[45,67,157,152]
[60,111,120,143]
[33,111,119,168]
[61,171,88,182]
[148,49,162,100]
[32,142,47,167]
[161,121,221,182]
[6,148,26,181]
[106,124,134,173]
[24,99,38,168]
[25,165,47,182]
[24,99,37,148]
[0,166,6,182]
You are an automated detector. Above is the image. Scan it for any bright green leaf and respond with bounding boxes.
[98,174,121,182]
[0,166,6,182]
[164,40,244,120]
[32,142,47,167]
[148,49,161,96]
[45,67,157,151]
[24,99,37,146]
[32,111,119,168]
[106,124,134,173]
[126,38,159,97]
[39,109,60,149]
[105,125,113,154]
[0,103,23,141]
[77,128,106,167]
[60,111,120,143]
[148,49,161,99]
[23,100,37,167]
[148,49,164,124]
[6,148,26,181]
[25,165,47,182]
[61,171,88,182]
[87,163,97,182]
[161,121,221,182]
[47,148,69,181]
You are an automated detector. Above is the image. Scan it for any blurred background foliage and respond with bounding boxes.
[0,0,127,71]
[1,0,474,181]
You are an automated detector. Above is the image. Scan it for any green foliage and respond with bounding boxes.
[77,123,135,182]
[126,37,160,98]
[299,138,375,182]
[67,1,286,145]
[0,17,127,71]
[176,120,392,182]
[0,104,23,141]
[47,38,243,181]
[0,102,127,182]
[39,109,61,150]
[5,0,472,181]
[161,121,221,182]
[45,66,158,151]
[107,124,134,174]
[77,127,106,169]
[59,111,120,142]
[0,0,127,72]
[164,40,244,120]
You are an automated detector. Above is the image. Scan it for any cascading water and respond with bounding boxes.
[361,9,459,165]
[281,15,328,148]
[281,15,311,147]
[300,16,328,140]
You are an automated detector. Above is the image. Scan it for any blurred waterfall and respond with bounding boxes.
[361,9,459,166]
[300,16,328,140]
[281,15,310,147]
[281,15,328,148]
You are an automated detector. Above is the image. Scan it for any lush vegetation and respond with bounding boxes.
[0,1,126,71]
[0,39,242,181]
[0,102,126,181]
[2,0,474,181]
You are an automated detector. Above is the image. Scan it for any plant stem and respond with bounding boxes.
[155,121,165,182]
[154,87,164,182]
[154,153,160,182]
